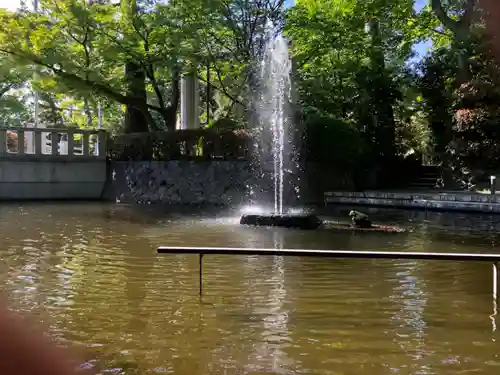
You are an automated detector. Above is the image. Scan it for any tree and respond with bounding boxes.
[430,0,477,82]
[0,54,32,127]
[286,0,419,167]
[0,1,185,132]
[192,0,287,124]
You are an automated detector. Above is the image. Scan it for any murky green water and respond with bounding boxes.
[1,203,500,374]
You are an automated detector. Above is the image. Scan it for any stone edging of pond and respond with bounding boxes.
[324,191,500,214]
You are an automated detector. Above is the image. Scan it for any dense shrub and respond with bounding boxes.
[6,130,28,153]
[302,112,367,169]
[447,75,500,186]
[108,129,252,161]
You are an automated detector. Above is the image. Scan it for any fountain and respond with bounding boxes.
[259,22,290,216]
[239,22,322,230]
[237,24,404,232]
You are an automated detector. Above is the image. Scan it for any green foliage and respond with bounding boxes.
[302,112,366,169]
[108,129,251,161]
[0,93,31,127]
[286,0,425,171]
[395,110,432,157]
[0,0,287,132]
[0,0,498,186]
[446,57,500,184]
[205,117,244,130]
[0,53,32,127]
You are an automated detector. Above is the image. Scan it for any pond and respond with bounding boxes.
[1,202,500,374]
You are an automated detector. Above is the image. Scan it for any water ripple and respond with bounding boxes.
[0,203,498,374]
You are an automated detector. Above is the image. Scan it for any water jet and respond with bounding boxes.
[240,22,303,228]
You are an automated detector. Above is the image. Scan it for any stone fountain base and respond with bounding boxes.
[239,214,407,233]
[240,213,323,230]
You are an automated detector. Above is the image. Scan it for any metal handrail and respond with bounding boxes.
[157,246,500,299]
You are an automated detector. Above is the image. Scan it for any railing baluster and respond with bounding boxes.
[67,130,74,156]
[0,129,6,155]
[17,130,25,156]
[35,130,42,156]
[51,131,58,156]
[97,130,107,159]
[83,132,90,156]
[0,127,106,158]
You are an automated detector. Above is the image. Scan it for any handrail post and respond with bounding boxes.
[493,262,498,333]
[494,262,498,300]
[199,253,203,299]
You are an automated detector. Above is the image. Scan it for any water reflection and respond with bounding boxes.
[389,260,431,373]
[0,203,499,374]
[243,229,292,373]
[388,228,432,373]
[492,304,498,337]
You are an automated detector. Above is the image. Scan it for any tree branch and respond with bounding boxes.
[431,0,460,32]
[196,74,245,108]
[459,0,477,28]
[0,84,14,98]
[0,48,164,113]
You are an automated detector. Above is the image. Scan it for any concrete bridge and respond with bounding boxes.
[0,127,107,200]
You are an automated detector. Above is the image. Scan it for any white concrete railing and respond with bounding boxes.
[0,128,107,159]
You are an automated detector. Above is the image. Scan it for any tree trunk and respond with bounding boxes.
[478,0,500,65]
[368,18,396,161]
[454,28,473,84]
[123,62,149,133]
[431,0,476,84]
[160,66,180,131]
[84,98,93,127]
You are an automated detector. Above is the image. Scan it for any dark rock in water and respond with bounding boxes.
[240,214,323,230]
[324,222,406,233]
[348,210,372,228]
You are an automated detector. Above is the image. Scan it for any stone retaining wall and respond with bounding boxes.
[103,161,358,206]
[104,161,255,205]
[325,191,500,213]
